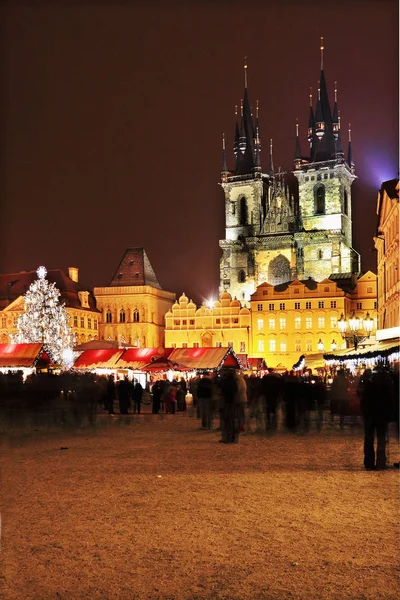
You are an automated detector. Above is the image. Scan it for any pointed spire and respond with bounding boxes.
[269,138,274,176]
[239,99,246,153]
[234,105,239,156]
[335,110,344,157]
[308,87,314,147]
[315,84,325,139]
[221,133,228,179]
[244,56,248,88]
[347,123,355,173]
[253,127,262,173]
[320,36,324,70]
[254,100,261,151]
[294,119,302,169]
[332,81,340,140]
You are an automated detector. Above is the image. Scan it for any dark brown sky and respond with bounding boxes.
[1,0,398,304]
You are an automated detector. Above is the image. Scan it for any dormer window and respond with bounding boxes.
[78,291,89,308]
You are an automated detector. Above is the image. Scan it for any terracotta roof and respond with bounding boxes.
[109,248,161,288]
[0,270,99,312]
[0,343,45,368]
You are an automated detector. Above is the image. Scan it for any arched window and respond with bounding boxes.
[106,309,112,323]
[318,250,323,260]
[239,196,247,225]
[268,254,291,286]
[238,270,246,283]
[133,309,140,323]
[367,286,373,294]
[1,315,6,328]
[120,309,125,323]
[344,189,348,215]
[314,185,325,214]
[133,336,140,348]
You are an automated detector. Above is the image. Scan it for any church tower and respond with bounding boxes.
[293,38,360,279]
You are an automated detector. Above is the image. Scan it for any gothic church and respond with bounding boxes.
[219,42,360,303]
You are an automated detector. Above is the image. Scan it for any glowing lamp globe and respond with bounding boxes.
[337,313,347,335]
[363,312,373,335]
[348,312,359,333]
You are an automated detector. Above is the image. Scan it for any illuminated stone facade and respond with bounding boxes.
[0,267,100,345]
[249,272,377,370]
[374,179,400,332]
[219,52,360,304]
[165,292,251,355]
[94,248,175,348]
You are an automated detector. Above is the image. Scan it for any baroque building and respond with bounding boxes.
[0,267,100,345]
[249,272,377,369]
[374,178,400,336]
[164,292,251,355]
[219,43,360,303]
[94,248,176,348]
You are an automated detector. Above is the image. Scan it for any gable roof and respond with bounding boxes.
[0,270,99,312]
[109,248,161,288]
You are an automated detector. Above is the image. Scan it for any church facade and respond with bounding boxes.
[219,46,360,303]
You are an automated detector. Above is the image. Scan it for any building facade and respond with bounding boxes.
[219,47,360,303]
[249,272,377,369]
[94,248,176,348]
[164,292,251,355]
[0,267,100,345]
[374,179,399,337]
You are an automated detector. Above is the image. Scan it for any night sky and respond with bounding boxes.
[1,1,398,305]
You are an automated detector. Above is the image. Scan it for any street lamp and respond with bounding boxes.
[331,339,337,351]
[317,339,324,352]
[337,311,374,350]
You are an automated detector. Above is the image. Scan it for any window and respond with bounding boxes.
[223,318,229,324]
[80,316,85,328]
[133,309,139,323]
[120,309,125,323]
[182,343,188,348]
[88,318,92,329]
[318,317,325,328]
[280,341,287,352]
[306,317,312,328]
[306,301,312,309]
[182,320,187,325]
[240,341,246,352]
[231,202,236,215]
[294,317,301,329]
[318,301,324,309]
[193,342,199,348]
[262,290,268,296]
[190,319,195,325]
[73,316,78,327]
[294,302,300,310]
[269,339,276,352]
[257,319,264,330]
[216,341,222,348]
[295,340,301,352]
[294,288,299,294]
[330,316,337,328]
[324,286,329,292]
[238,270,246,283]
[106,310,112,323]
[215,318,221,324]
[268,255,291,286]
[233,318,238,324]
[306,340,312,352]
[269,318,275,330]
[279,303,286,310]
[330,300,337,308]
[374,301,377,309]
[239,196,247,225]
[257,304,263,311]
[344,189,348,215]
[367,287,373,294]
[279,317,286,330]
[269,303,275,311]
[319,251,324,260]
[94,319,98,330]
[357,302,363,310]
[258,339,265,352]
[174,320,180,326]
[315,184,325,214]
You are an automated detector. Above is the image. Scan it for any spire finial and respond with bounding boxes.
[240,99,243,117]
[318,83,321,101]
[270,138,273,154]
[256,99,259,118]
[222,132,226,151]
[244,56,248,88]
[309,87,313,107]
[338,110,341,129]
[235,105,238,118]
[334,81,338,103]
[296,118,299,137]
[320,36,324,70]
[348,123,352,142]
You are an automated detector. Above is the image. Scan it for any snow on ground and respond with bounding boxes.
[1,409,399,600]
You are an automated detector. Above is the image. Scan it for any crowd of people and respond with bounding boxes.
[0,364,398,469]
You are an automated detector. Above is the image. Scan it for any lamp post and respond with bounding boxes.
[337,311,374,350]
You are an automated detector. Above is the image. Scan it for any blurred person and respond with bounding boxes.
[132,379,143,414]
[330,369,349,428]
[236,371,247,433]
[117,376,131,414]
[219,368,239,443]
[198,372,214,429]
[261,370,281,432]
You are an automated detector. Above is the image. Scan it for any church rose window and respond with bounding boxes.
[268,255,291,286]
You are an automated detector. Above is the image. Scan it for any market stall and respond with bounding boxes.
[168,346,243,372]
[73,348,124,375]
[0,343,51,379]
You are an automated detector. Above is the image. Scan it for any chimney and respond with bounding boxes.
[68,267,79,283]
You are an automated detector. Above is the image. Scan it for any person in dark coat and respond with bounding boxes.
[359,367,394,470]
[261,371,281,431]
[117,377,131,414]
[151,380,163,414]
[197,372,214,429]
[132,380,143,414]
[330,369,349,428]
[283,371,300,432]
[219,369,239,443]
[105,374,115,414]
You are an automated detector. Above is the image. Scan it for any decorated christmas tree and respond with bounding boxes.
[12,266,75,367]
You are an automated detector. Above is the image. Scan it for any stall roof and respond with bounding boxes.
[169,347,242,371]
[248,357,268,371]
[0,343,46,368]
[74,349,124,369]
[116,347,173,369]
[323,339,400,362]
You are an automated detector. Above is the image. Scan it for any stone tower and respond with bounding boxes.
[219,44,360,304]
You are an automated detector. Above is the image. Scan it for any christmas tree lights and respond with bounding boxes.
[12,266,75,367]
